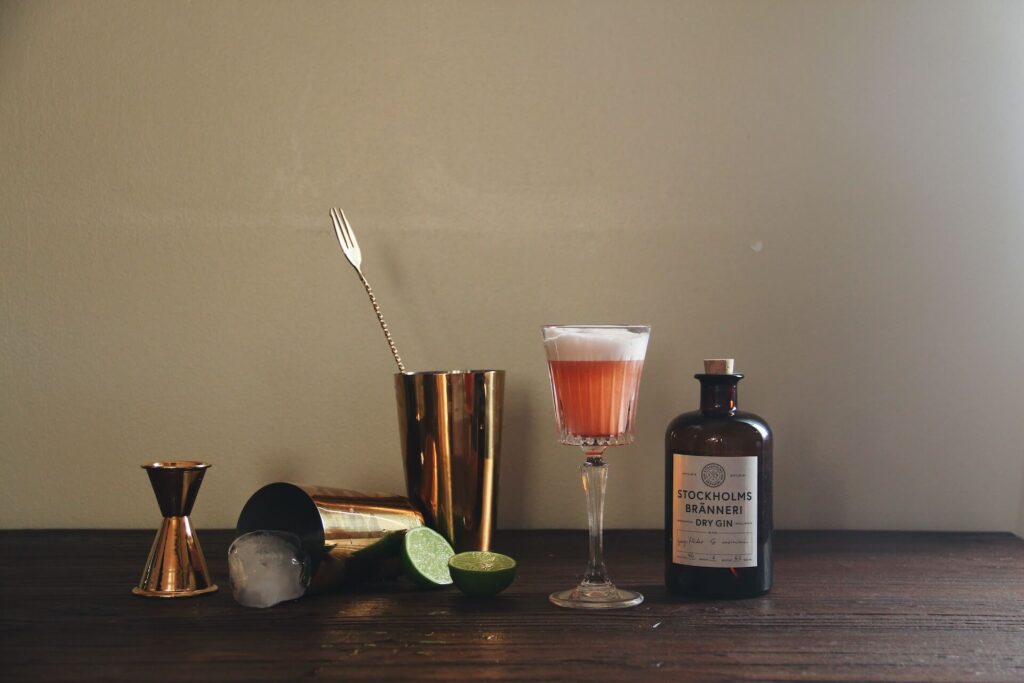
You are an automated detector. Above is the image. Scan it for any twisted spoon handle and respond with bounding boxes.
[358,272,405,373]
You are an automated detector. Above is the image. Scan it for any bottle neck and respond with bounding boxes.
[697,374,742,415]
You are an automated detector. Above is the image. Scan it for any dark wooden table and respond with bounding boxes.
[1,530,1022,682]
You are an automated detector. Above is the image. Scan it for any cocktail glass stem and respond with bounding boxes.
[548,444,643,609]
[581,448,611,587]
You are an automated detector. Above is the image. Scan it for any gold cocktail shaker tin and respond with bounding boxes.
[395,370,504,552]
[236,483,424,593]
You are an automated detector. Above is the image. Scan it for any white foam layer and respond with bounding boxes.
[543,326,649,361]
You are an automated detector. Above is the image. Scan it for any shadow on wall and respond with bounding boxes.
[257,450,312,487]
[782,429,848,528]
[498,373,535,530]
[1018,458,1024,539]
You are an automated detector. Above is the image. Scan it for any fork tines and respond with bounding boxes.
[330,207,362,271]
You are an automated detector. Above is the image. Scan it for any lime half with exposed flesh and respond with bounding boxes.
[401,527,455,589]
[449,551,517,598]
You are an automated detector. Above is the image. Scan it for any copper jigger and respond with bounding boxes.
[236,483,424,592]
[396,370,504,552]
[133,461,218,598]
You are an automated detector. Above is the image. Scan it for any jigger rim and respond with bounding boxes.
[141,461,211,470]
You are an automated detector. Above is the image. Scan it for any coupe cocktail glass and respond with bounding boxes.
[542,324,650,609]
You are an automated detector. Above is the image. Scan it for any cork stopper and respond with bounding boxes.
[703,358,735,374]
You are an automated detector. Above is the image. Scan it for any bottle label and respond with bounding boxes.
[672,454,757,567]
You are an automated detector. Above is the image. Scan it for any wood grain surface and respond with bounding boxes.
[1,530,1022,682]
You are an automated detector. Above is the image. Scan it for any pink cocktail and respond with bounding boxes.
[541,324,650,609]
[547,359,645,441]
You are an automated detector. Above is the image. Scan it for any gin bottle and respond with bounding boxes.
[664,359,772,598]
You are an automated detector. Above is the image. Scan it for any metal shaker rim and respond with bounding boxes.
[398,369,503,376]
[236,483,326,555]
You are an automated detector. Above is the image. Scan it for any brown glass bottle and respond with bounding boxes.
[664,360,772,598]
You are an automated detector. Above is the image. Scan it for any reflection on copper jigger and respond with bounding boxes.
[133,461,218,598]
[396,370,504,552]
[236,483,424,593]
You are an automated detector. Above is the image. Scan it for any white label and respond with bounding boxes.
[672,454,757,568]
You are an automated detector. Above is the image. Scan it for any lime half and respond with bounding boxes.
[449,551,517,598]
[401,527,455,589]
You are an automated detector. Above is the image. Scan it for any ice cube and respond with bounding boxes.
[228,530,311,608]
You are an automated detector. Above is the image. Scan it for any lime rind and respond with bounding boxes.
[346,530,407,583]
[351,530,404,563]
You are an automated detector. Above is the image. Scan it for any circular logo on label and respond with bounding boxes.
[701,463,726,488]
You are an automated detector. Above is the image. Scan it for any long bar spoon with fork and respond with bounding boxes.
[329,207,406,372]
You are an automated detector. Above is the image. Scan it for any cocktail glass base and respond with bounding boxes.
[549,582,643,610]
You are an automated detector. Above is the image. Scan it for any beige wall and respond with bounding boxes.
[2,1,1023,533]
